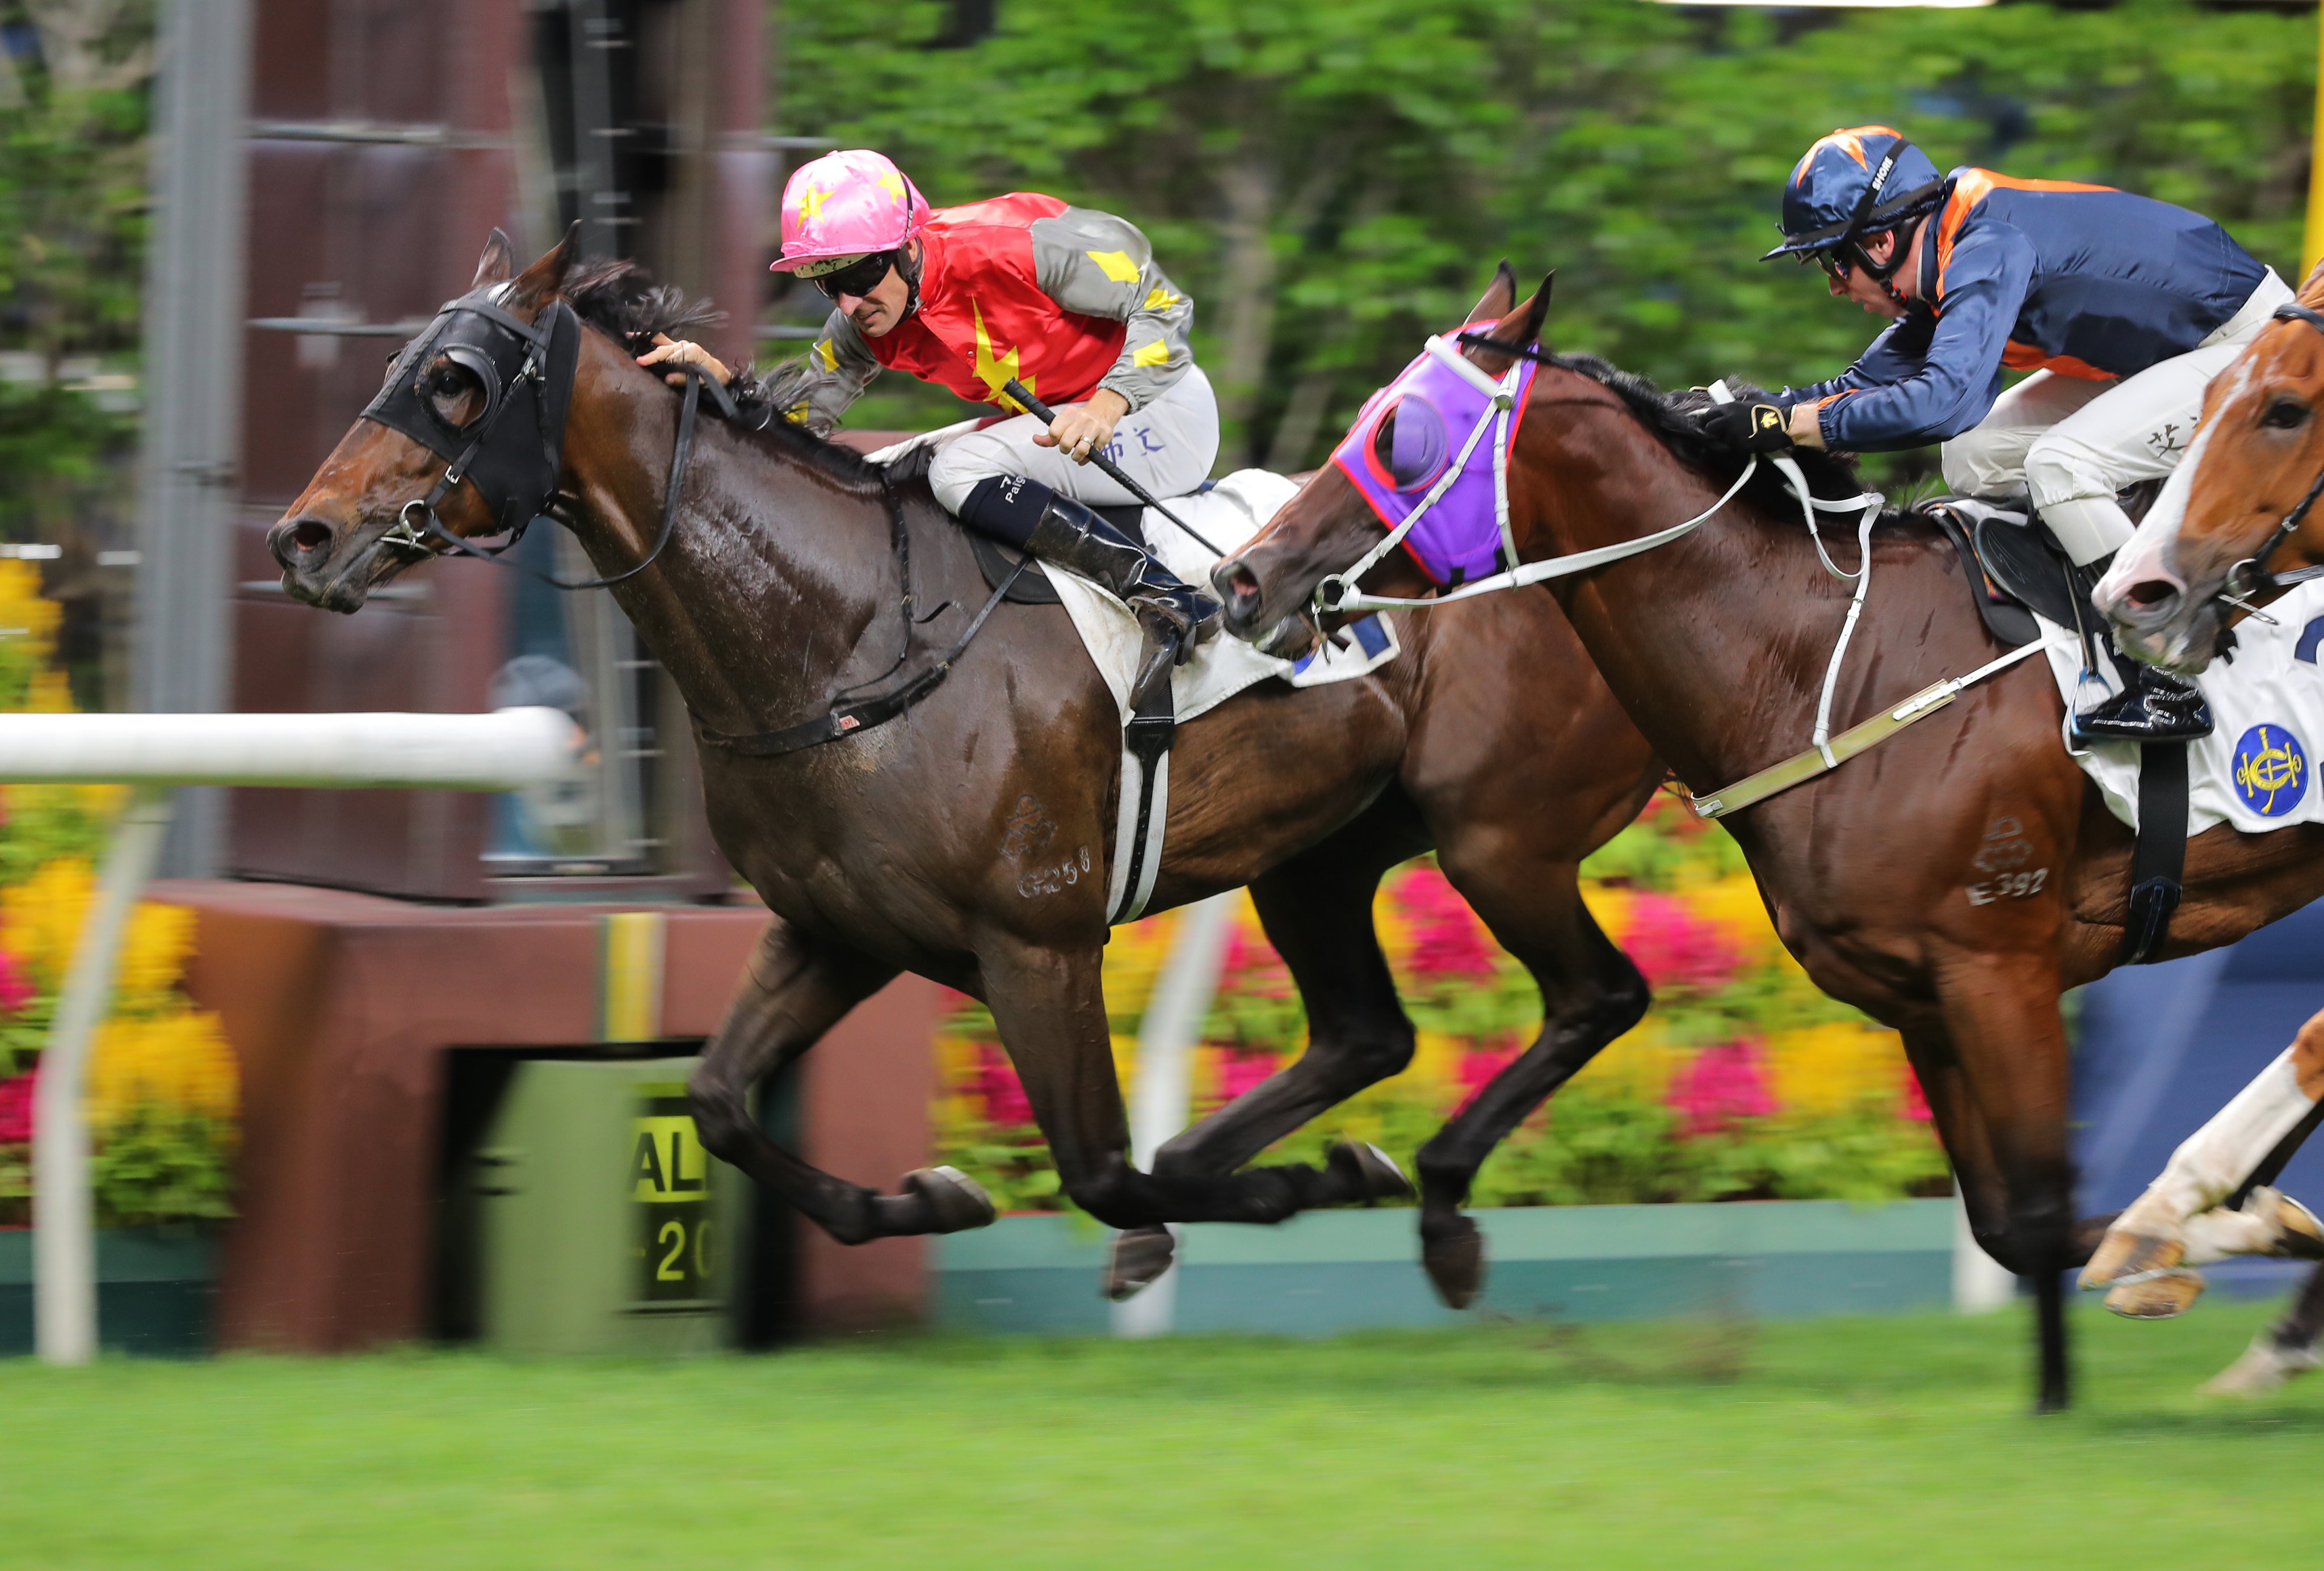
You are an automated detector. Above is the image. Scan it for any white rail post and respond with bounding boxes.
[1113,892,1237,1339]
[1952,1187,2017,1313]
[33,786,174,1364]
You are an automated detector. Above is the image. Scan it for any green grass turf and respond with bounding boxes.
[4,1305,2323,1569]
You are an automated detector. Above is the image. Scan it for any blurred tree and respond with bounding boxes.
[776,0,2314,481]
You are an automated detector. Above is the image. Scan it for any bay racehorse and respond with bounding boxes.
[265,232,1663,1298]
[1212,273,2324,1410]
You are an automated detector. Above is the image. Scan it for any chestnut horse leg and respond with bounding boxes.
[1100,820,1427,1297]
[1409,852,1649,1307]
[980,934,1396,1229]
[688,919,990,1246]
[1931,947,2078,1412]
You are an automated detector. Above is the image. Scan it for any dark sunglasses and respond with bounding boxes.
[809,251,900,301]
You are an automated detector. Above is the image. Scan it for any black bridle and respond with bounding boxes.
[359,284,1020,759]
[363,285,738,591]
[2216,301,2324,620]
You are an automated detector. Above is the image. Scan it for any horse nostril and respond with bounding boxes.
[2125,578,2180,609]
[270,517,335,569]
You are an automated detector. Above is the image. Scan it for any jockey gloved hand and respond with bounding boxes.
[1698,398,1794,456]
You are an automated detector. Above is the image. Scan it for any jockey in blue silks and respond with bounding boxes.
[1702,124,2292,743]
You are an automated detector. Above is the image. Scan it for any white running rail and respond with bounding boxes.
[21,708,581,1366]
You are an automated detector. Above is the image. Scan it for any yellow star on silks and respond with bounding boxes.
[793,186,827,222]
[971,299,1033,411]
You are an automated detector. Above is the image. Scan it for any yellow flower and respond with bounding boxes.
[1769,1022,1908,1114]
[86,1009,239,1129]
[3,855,93,988]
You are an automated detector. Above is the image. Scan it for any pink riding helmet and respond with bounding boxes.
[770,149,928,275]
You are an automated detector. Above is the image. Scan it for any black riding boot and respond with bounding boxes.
[2071,662,2214,744]
[962,477,1218,699]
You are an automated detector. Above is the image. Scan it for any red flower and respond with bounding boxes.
[1899,1061,1933,1123]
[0,948,30,1018]
[1220,926,1293,1000]
[1621,892,1739,995]
[1393,865,1498,982]
[1213,1048,1279,1106]
[0,1072,33,1145]
[970,1043,1033,1129]
[1455,1043,1522,1114]
[1667,1039,1775,1137]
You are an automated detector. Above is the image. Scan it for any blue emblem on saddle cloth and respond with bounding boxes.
[2232,723,2309,818]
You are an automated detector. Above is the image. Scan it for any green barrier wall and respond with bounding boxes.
[0,1228,218,1356]
[936,1200,1958,1335]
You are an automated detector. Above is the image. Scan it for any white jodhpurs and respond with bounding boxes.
[1939,267,2294,564]
[928,365,1220,517]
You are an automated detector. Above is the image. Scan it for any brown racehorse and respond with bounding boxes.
[1212,274,2324,1410]
[264,232,1662,1298]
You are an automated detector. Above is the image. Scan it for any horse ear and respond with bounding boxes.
[1513,271,1554,347]
[472,229,516,288]
[2301,254,2324,308]
[1472,271,1554,375]
[509,224,582,310]
[1462,261,1519,330]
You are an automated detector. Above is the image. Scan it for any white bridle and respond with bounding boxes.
[1317,358,1886,766]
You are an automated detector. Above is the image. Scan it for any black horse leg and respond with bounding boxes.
[1101,828,1426,1296]
[690,919,990,1245]
[980,934,1394,1229]
[1932,952,2078,1413]
[1407,853,1649,1307]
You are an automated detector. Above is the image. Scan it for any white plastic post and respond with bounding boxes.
[22,709,578,1363]
[1113,893,1237,1339]
[33,786,173,1364]
[1952,1187,2017,1313]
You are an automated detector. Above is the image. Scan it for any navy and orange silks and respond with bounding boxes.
[1783,169,2267,452]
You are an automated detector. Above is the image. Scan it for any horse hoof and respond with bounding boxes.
[1103,1226,1176,1301]
[2203,1335,2321,1396]
[2260,1188,2324,1259]
[1421,1212,1486,1309]
[1329,1140,1414,1204]
[2104,1267,2207,1320]
[902,1165,996,1233]
[2079,1224,2181,1291]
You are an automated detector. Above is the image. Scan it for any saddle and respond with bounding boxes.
[1921,493,2187,967]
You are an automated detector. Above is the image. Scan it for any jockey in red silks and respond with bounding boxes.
[645,149,1220,673]
[1699,125,2291,743]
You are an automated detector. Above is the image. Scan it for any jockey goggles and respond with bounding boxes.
[801,250,902,300]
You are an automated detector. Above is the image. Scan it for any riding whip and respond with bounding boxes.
[1000,378,1224,557]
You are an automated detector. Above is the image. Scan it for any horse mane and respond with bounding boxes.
[1541,351,1877,517]
[558,257,893,498]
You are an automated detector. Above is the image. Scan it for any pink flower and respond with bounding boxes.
[0,1072,33,1145]
[970,1044,1033,1129]
[1393,865,1498,982]
[1621,892,1739,995]
[1455,1043,1522,1114]
[1221,926,1293,1000]
[0,949,29,1018]
[1899,1061,1933,1123]
[1213,1048,1280,1105]
[1667,1039,1775,1137]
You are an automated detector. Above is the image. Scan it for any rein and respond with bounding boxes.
[368,291,1015,761]
[2215,301,2324,621]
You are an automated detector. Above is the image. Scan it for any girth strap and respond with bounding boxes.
[2120,741,2189,964]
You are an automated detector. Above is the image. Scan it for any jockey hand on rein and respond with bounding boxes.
[1699,399,1793,456]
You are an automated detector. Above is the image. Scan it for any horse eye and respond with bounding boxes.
[2262,397,2309,431]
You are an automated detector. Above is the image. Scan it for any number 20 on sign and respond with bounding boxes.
[633,1087,715,1304]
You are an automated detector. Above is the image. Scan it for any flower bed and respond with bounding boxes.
[0,560,238,1231]
[935,789,1944,1213]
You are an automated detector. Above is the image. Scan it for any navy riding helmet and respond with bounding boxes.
[1762,125,1944,279]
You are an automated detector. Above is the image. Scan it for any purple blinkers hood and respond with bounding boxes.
[1329,324,1539,586]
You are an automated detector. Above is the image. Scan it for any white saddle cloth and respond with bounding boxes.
[1041,469,1400,728]
[2039,577,2324,833]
